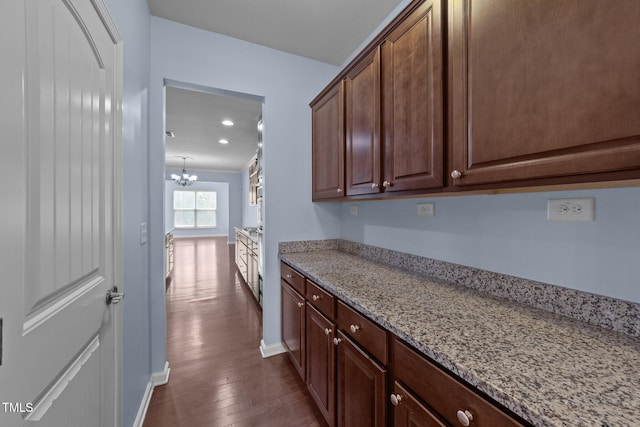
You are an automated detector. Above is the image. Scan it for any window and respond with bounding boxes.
[174,191,217,228]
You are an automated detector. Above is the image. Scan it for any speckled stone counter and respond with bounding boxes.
[279,243,640,427]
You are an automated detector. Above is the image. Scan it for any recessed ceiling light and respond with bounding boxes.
[222,120,234,126]
[219,139,229,144]
[165,131,175,138]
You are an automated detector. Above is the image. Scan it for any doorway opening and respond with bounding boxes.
[162,80,265,323]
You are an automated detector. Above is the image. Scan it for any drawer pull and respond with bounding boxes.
[333,337,342,346]
[349,324,361,334]
[297,302,304,308]
[456,410,474,427]
[312,294,321,301]
[286,274,293,279]
[324,328,332,336]
[389,394,402,406]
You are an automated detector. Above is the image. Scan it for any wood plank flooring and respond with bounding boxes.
[143,236,326,427]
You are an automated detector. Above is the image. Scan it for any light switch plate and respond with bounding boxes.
[140,222,148,245]
[350,206,359,216]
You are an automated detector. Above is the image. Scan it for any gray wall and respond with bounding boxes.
[149,16,341,357]
[101,0,152,426]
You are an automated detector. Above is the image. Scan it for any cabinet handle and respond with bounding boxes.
[297,302,304,308]
[349,324,361,334]
[333,337,342,346]
[451,170,463,179]
[371,183,379,188]
[456,410,474,427]
[337,188,343,193]
[324,328,332,336]
[286,274,292,279]
[382,180,393,188]
[312,294,321,301]
[389,394,402,406]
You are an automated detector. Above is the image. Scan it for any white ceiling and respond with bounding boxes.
[157,0,405,174]
[165,86,262,172]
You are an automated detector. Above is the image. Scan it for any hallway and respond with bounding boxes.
[143,236,325,426]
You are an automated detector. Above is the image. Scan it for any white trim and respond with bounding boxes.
[259,339,286,358]
[152,361,171,386]
[133,362,170,427]
[26,336,101,421]
[23,275,104,335]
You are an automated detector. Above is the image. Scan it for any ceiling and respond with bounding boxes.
[146,0,405,66]
[165,86,262,172]
[157,0,405,174]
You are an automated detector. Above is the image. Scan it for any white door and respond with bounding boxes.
[0,0,123,426]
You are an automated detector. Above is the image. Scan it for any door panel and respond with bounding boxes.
[0,0,122,426]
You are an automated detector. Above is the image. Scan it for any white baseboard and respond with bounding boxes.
[133,361,170,427]
[259,339,286,358]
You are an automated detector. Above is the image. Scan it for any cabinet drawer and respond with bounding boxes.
[281,262,305,294]
[393,339,527,427]
[337,301,387,365]
[305,280,335,320]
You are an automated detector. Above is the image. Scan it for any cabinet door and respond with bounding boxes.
[306,304,336,426]
[381,0,444,192]
[312,81,345,200]
[392,382,447,427]
[336,331,386,427]
[449,0,640,187]
[281,281,306,379]
[345,48,381,195]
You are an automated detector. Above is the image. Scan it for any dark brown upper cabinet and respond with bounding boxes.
[345,48,381,196]
[381,0,444,192]
[448,0,640,187]
[344,0,444,196]
[311,81,345,200]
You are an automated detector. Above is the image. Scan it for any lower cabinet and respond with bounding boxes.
[306,304,336,426]
[335,331,387,427]
[281,279,305,379]
[280,261,529,427]
[392,338,527,427]
[391,382,447,427]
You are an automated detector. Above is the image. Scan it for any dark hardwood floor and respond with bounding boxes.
[143,236,325,427]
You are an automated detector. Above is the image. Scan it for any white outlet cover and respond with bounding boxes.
[547,198,595,222]
[417,203,435,217]
[350,206,358,216]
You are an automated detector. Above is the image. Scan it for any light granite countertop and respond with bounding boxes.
[280,249,640,427]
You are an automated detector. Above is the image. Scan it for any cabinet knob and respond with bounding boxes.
[371,183,379,188]
[297,302,304,308]
[337,188,343,193]
[456,410,474,427]
[324,328,332,336]
[286,274,292,279]
[312,294,321,301]
[333,337,342,346]
[382,180,393,188]
[389,394,403,406]
[451,170,463,179]
[349,324,361,334]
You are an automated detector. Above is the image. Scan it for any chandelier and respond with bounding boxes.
[171,157,198,187]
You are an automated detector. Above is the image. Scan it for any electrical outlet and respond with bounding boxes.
[547,198,595,222]
[417,203,435,217]
[350,206,358,216]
